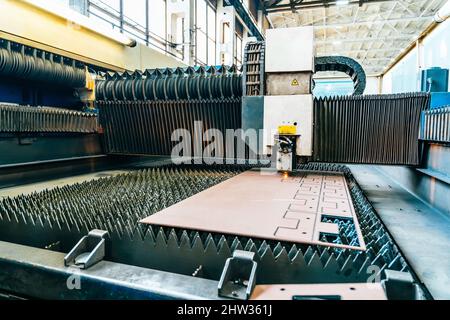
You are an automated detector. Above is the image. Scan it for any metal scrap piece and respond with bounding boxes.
[251,283,387,300]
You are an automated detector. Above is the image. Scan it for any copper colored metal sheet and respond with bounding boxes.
[140,169,365,250]
[251,283,387,300]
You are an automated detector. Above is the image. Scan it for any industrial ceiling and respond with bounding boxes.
[264,0,447,76]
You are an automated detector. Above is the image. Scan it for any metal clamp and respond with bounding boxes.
[218,250,258,300]
[382,270,418,300]
[64,229,108,269]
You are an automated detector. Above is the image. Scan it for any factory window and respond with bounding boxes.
[195,0,217,65]
[122,0,147,42]
[221,22,231,65]
[234,19,244,66]
[88,0,122,32]
[207,5,216,65]
[247,0,259,23]
[123,0,146,28]
[382,48,419,94]
[313,79,354,97]
[92,0,121,12]
[148,0,168,49]
[85,0,177,58]
[234,34,242,65]
[169,13,185,58]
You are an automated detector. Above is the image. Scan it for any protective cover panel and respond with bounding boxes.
[313,93,430,165]
[141,169,365,250]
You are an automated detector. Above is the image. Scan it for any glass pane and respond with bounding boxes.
[313,79,354,97]
[175,16,184,44]
[208,38,216,65]
[222,52,231,65]
[91,0,121,13]
[222,22,230,44]
[423,20,450,72]
[149,0,166,40]
[236,36,242,60]
[123,0,146,27]
[88,5,120,32]
[197,31,207,64]
[390,48,418,93]
[196,0,207,32]
[207,5,216,41]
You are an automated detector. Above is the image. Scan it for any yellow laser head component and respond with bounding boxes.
[278,125,297,135]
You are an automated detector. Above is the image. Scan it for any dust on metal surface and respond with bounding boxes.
[141,169,366,250]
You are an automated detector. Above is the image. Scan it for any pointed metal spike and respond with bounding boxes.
[273,242,283,256]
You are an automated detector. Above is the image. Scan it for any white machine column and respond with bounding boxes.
[263,27,315,171]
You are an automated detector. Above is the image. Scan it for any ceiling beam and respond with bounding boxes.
[315,35,415,44]
[264,0,393,13]
[305,15,434,28]
[317,47,403,53]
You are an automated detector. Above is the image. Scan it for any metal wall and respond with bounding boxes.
[420,106,450,143]
[98,99,241,155]
[313,93,430,165]
[376,143,450,219]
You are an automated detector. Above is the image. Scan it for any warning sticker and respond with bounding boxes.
[291,79,299,86]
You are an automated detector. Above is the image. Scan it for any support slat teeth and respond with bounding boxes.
[167,229,179,249]
[244,239,257,253]
[145,226,156,242]
[156,228,167,246]
[258,240,269,257]
[0,166,244,239]
[179,231,191,249]
[204,234,214,248]
[358,257,372,274]
[324,253,340,273]
[259,246,275,262]
[217,237,231,258]
[291,250,307,268]
[275,247,290,264]
[304,246,314,262]
[288,244,298,260]
[320,248,331,264]
[204,235,218,255]
[231,237,243,252]
[273,243,283,257]
[191,233,204,252]
[340,255,356,276]
[308,252,324,269]
[130,227,142,241]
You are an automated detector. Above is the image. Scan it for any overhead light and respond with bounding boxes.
[21,0,137,47]
[333,40,343,45]
[336,0,350,5]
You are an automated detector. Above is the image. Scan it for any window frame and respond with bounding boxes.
[195,0,217,66]
[85,0,184,59]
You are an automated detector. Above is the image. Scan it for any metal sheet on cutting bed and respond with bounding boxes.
[141,169,366,250]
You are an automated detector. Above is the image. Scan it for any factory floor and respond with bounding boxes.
[349,165,450,300]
